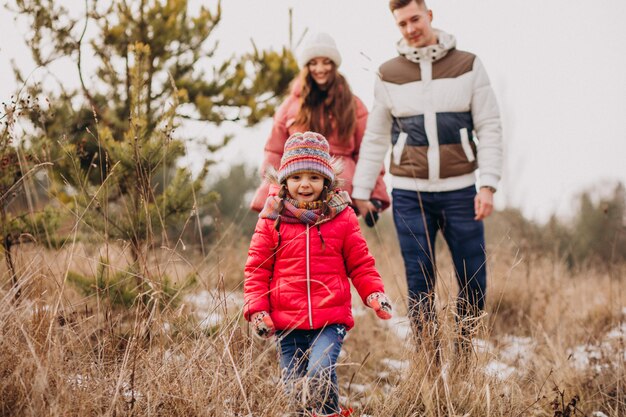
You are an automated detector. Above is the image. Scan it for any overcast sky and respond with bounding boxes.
[2,1,626,222]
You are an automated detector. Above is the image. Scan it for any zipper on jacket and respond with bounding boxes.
[306,224,313,329]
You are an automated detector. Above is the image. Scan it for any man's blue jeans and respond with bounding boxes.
[276,324,346,415]
[392,187,487,326]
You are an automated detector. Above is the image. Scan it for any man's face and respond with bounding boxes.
[393,1,437,48]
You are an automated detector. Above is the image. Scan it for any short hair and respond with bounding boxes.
[389,0,427,12]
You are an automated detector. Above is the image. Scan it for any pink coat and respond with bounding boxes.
[250,83,390,212]
[243,208,385,331]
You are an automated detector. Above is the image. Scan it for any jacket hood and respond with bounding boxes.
[396,29,456,63]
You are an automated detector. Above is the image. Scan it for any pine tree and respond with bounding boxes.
[7,0,298,304]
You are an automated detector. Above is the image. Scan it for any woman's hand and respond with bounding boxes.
[353,198,382,227]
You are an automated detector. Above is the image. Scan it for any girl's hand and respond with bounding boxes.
[251,311,275,338]
[366,292,393,320]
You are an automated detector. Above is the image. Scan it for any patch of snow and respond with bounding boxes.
[199,312,224,329]
[67,374,88,388]
[346,383,370,394]
[381,358,409,371]
[121,382,143,400]
[339,394,349,404]
[606,322,626,340]
[592,412,609,417]
[484,359,517,380]
[164,349,185,364]
[184,290,244,311]
[567,344,604,372]
[376,371,390,379]
[183,290,244,328]
[27,303,51,315]
[473,338,494,353]
[385,315,412,341]
[499,335,534,365]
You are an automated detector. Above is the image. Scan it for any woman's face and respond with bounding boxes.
[307,57,334,87]
[286,172,325,203]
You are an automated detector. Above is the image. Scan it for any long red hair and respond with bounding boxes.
[294,64,356,143]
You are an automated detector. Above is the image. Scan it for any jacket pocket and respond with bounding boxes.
[460,128,476,162]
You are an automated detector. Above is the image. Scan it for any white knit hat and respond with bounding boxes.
[297,32,342,68]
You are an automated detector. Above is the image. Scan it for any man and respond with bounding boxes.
[352,0,503,346]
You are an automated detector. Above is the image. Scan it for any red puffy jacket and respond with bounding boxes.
[250,81,390,212]
[243,208,384,331]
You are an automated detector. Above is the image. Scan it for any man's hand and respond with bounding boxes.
[251,311,275,339]
[474,187,495,220]
[366,292,393,320]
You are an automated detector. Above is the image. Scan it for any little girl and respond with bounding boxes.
[244,131,392,417]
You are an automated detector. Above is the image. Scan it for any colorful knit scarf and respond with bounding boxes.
[260,190,351,225]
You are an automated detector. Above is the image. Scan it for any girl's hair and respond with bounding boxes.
[271,179,331,252]
[294,63,356,143]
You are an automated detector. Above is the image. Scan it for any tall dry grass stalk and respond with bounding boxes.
[1,213,625,416]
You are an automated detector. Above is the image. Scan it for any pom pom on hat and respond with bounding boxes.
[297,32,342,68]
[277,132,334,184]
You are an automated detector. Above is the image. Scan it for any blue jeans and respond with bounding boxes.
[392,187,487,326]
[276,324,346,415]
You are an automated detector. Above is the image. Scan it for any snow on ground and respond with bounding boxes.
[380,358,410,372]
[472,337,517,380]
[67,374,89,388]
[606,321,626,341]
[483,360,517,380]
[121,381,143,401]
[566,314,625,372]
[498,335,535,366]
[472,338,494,354]
[67,374,144,402]
[183,290,244,330]
[476,335,535,381]
[345,383,369,394]
[567,344,606,372]
[384,315,412,341]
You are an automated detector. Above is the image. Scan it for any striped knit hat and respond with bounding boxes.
[277,132,334,184]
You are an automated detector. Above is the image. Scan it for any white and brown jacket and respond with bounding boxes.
[352,30,503,197]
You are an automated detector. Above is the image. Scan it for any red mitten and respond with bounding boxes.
[251,311,275,338]
[366,292,393,320]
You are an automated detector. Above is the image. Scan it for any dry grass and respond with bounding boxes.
[1,213,625,416]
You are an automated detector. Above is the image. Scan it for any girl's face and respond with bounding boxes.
[307,57,334,87]
[286,172,325,203]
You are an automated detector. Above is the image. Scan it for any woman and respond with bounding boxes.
[250,32,390,221]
